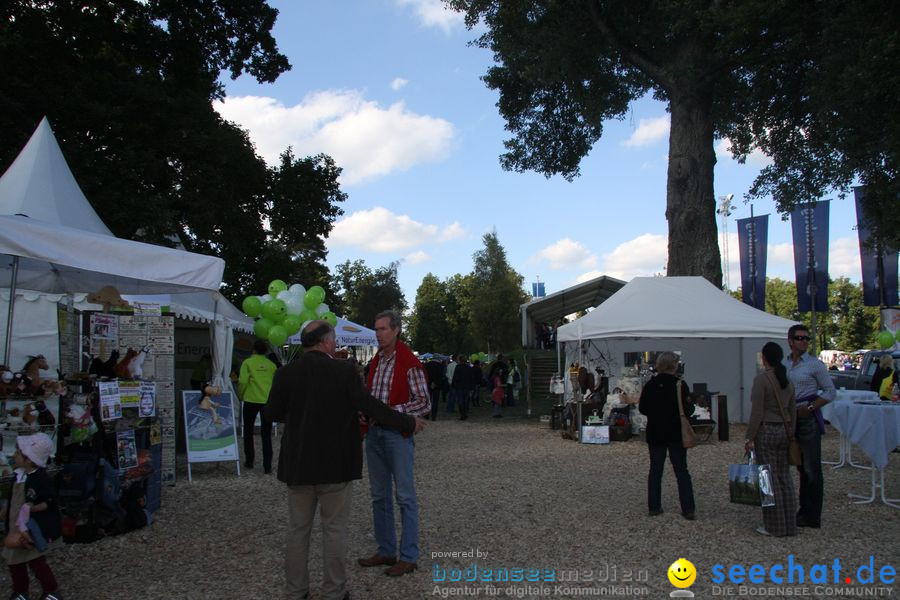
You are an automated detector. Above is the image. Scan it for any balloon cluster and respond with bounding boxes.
[242,280,337,346]
[469,352,489,363]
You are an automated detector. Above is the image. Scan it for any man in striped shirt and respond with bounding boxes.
[358,310,430,577]
[784,324,836,529]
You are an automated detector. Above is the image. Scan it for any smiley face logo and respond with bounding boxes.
[668,558,696,588]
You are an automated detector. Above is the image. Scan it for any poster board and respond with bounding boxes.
[181,390,240,480]
[581,425,610,445]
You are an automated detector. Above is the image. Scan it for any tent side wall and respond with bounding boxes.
[564,336,781,423]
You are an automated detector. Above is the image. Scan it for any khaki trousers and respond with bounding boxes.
[286,481,353,600]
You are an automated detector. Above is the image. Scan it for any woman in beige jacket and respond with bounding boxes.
[745,342,797,537]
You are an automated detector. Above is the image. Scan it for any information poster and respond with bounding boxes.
[98,381,121,421]
[118,381,141,407]
[57,305,80,378]
[116,429,138,471]
[182,391,239,464]
[139,382,156,417]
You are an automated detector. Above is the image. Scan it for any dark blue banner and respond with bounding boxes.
[791,201,830,312]
[736,214,769,310]
[855,187,899,307]
[532,282,545,298]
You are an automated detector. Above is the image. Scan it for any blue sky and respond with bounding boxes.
[216,0,863,306]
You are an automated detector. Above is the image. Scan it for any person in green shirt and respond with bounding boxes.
[239,340,278,473]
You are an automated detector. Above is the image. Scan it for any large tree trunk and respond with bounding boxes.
[665,91,723,288]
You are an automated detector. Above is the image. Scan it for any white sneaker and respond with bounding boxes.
[755,526,770,536]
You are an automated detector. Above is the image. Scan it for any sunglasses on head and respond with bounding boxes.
[792,335,811,341]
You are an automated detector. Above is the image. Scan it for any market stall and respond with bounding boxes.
[0,117,234,542]
[557,277,799,424]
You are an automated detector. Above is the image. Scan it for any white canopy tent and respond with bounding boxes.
[557,277,799,421]
[0,118,245,389]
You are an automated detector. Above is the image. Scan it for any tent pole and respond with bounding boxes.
[3,256,19,366]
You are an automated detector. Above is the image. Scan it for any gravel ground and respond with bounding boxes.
[27,405,900,599]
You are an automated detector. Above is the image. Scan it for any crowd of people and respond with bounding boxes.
[637,324,836,537]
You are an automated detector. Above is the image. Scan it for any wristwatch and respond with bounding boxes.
[806,402,816,412]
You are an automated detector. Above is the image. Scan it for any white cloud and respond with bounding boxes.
[215,91,455,185]
[828,236,860,280]
[395,0,465,32]
[404,250,431,265]
[622,116,670,148]
[327,207,465,253]
[391,77,409,91]
[438,221,465,242]
[536,238,597,270]
[716,138,773,168]
[600,233,668,280]
[574,270,605,284]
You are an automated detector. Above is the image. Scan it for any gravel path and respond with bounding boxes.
[37,409,900,599]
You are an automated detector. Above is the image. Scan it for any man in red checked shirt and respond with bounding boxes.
[357,309,431,577]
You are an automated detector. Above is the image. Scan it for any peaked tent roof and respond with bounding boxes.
[0,117,113,235]
[557,276,798,341]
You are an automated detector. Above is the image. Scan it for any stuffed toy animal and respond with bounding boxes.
[127,345,151,379]
[114,349,139,379]
[86,285,130,310]
[88,350,120,379]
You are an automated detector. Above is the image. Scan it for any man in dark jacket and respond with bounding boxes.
[265,320,426,600]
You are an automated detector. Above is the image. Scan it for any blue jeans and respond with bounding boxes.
[365,426,419,563]
[795,416,823,525]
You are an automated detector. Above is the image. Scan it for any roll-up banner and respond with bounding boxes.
[736,214,769,310]
[791,201,830,312]
[854,187,899,307]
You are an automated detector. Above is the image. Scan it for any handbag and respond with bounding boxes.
[676,380,697,448]
[770,374,802,466]
[729,451,776,507]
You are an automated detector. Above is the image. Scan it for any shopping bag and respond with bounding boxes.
[728,451,775,507]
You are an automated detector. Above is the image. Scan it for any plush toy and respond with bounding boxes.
[114,349,139,379]
[88,350,120,379]
[127,345,151,379]
[21,355,48,395]
[86,285,130,310]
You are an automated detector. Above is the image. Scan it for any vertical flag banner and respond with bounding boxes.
[855,187,899,307]
[736,214,769,310]
[791,201,830,312]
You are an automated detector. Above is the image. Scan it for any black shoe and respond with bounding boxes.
[264,467,272,474]
[682,512,696,521]
[648,509,663,517]
[244,461,253,469]
[797,517,820,528]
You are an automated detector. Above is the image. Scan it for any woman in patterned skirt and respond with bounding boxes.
[745,342,798,536]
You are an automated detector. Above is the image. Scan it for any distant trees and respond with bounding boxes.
[409,231,527,354]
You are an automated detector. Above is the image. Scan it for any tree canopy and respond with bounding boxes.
[330,260,407,329]
[468,231,529,352]
[447,0,900,285]
[0,0,345,300]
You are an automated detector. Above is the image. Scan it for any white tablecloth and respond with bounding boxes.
[822,393,900,469]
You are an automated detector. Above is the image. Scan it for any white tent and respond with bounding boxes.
[0,118,246,388]
[0,118,113,236]
[557,277,799,421]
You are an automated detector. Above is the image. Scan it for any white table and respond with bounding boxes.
[821,393,900,508]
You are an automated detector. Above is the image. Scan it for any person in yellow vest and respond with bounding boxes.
[239,340,278,473]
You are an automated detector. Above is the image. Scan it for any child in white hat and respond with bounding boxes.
[3,433,62,600]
